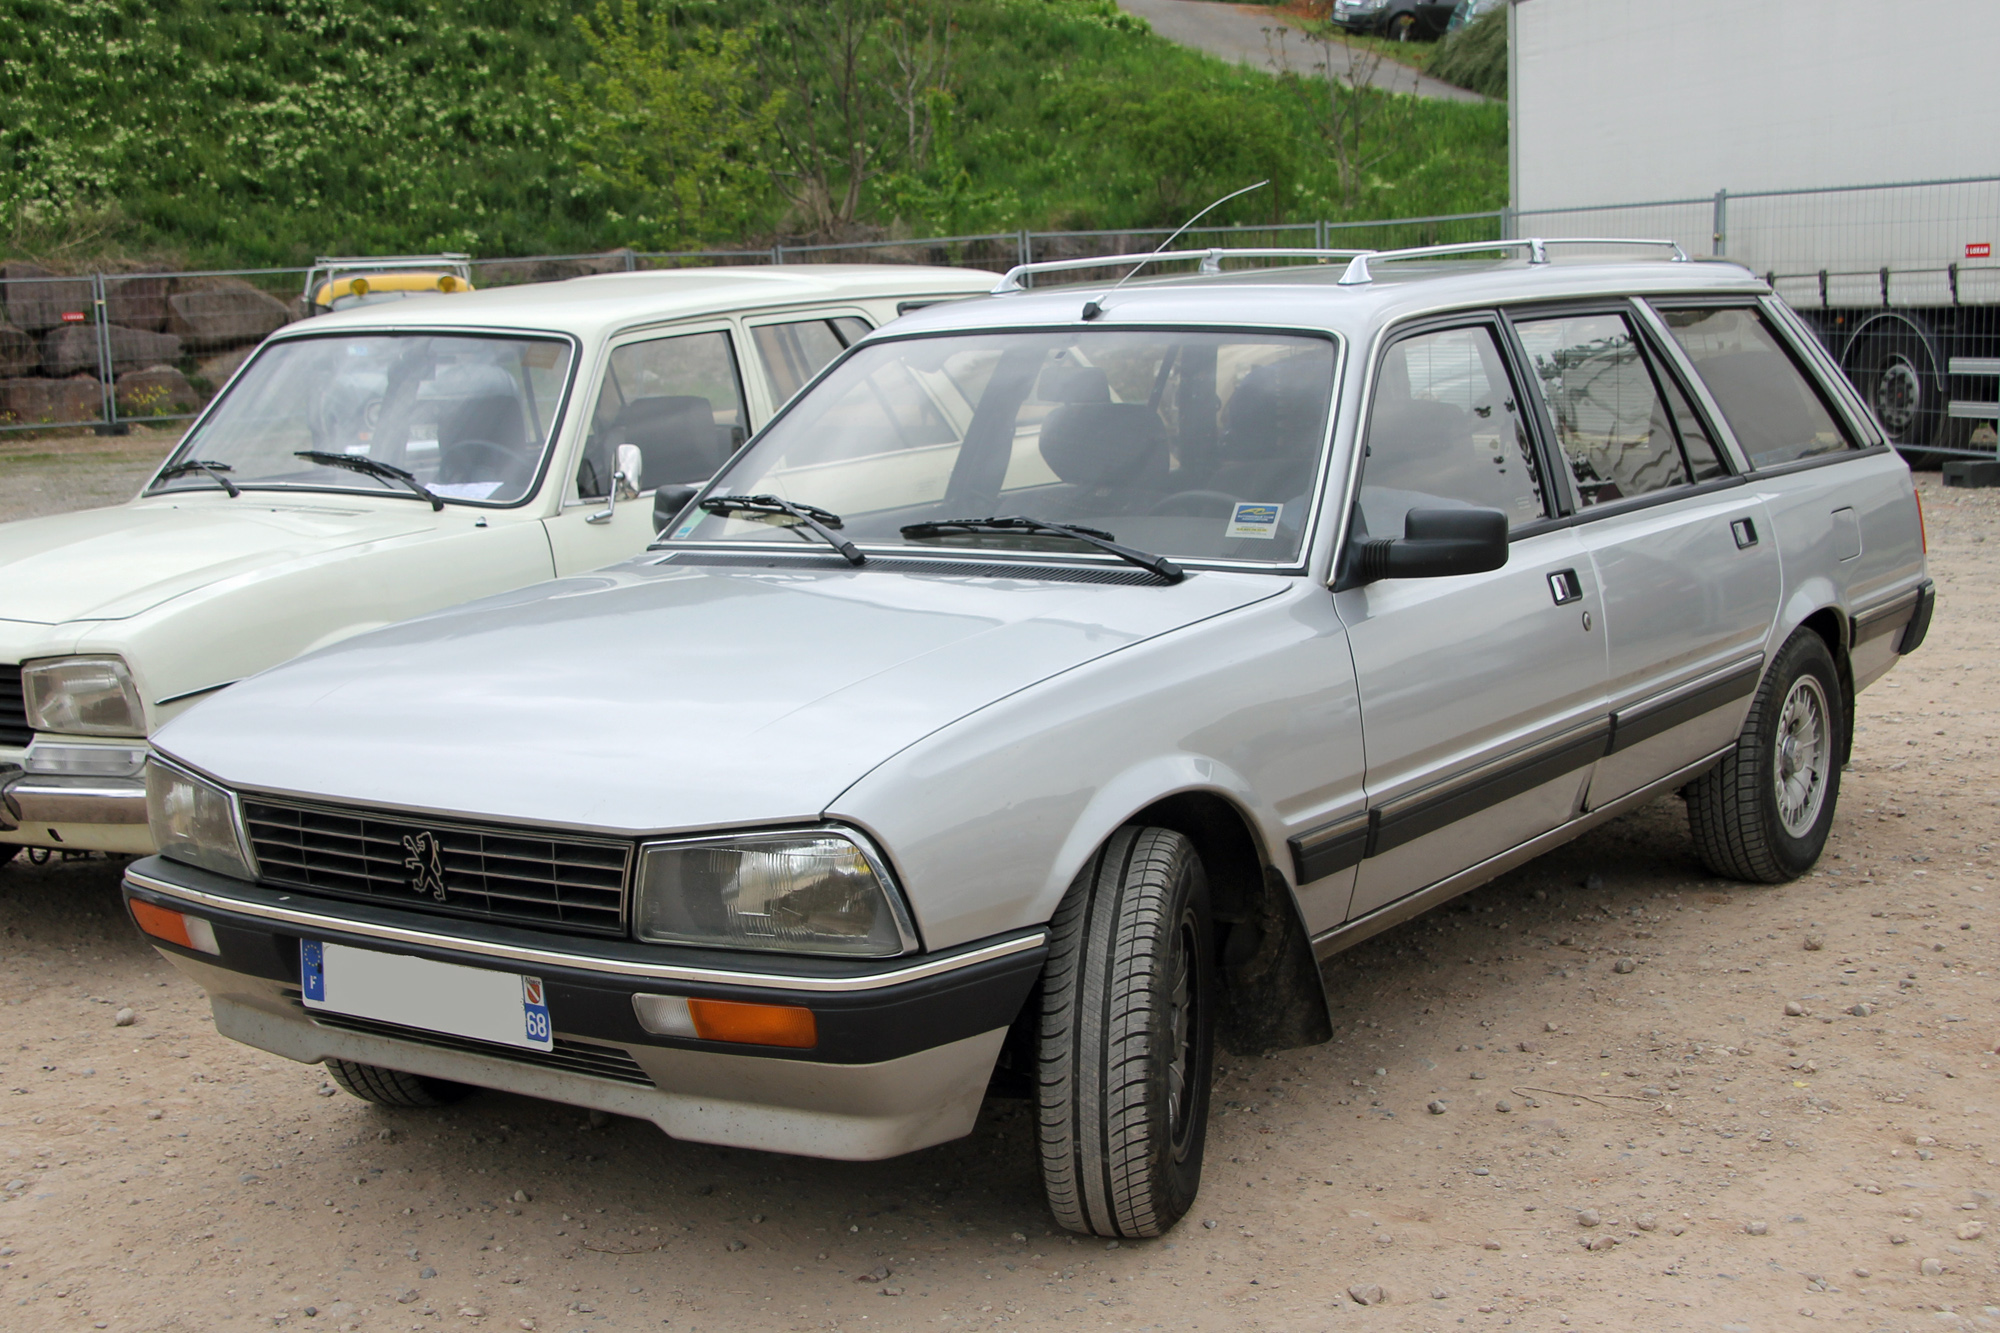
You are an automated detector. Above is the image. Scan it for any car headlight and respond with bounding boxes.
[22,655,146,736]
[633,829,918,957]
[145,758,257,882]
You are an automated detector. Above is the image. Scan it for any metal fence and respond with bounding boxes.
[4,175,1995,452]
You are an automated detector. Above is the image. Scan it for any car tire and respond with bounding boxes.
[1036,826,1216,1239]
[1386,10,1418,40]
[1686,629,1844,883]
[1841,315,1945,463]
[323,1058,475,1108]
[0,845,18,868]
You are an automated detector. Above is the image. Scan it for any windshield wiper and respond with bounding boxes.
[698,494,865,566]
[155,459,240,498]
[293,450,443,511]
[899,516,1184,583]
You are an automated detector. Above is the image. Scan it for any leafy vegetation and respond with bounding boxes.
[1427,3,1507,101]
[0,0,1506,268]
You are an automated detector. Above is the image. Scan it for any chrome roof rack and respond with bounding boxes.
[991,248,1371,295]
[1335,237,1689,286]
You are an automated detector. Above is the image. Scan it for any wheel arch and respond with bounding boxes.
[1127,790,1334,1057]
[1795,604,1856,765]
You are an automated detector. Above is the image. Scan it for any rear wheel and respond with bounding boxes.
[324,1059,475,1108]
[1036,826,1215,1238]
[1686,629,1844,882]
[1386,10,1419,40]
[1841,317,1946,464]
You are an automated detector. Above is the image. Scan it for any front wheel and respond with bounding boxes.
[1686,629,1844,882]
[1036,826,1215,1238]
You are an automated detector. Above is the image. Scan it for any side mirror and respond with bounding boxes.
[1352,507,1508,583]
[652,482,702,535]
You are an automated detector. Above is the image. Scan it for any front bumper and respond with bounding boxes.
[1,768,154,853]
[123,857,1046,1160]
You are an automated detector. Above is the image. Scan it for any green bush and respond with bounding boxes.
[1428,3,1507,101]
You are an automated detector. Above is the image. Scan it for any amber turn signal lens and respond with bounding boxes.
[130,900,220,954]
[686,998,817,1048]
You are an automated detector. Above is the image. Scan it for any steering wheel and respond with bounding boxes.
[1148,490,1244,518]
[438,438,530,491]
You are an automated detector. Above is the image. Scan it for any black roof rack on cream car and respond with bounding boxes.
[989,237,1690,295]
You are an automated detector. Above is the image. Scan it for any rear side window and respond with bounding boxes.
[1655,306,1856,469]
[752,316,873,405]
[1358,325,1548,534]
[1512,311,1728,506]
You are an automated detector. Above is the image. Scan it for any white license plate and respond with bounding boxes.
[301,940,553,1052]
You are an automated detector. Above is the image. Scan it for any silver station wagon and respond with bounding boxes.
[122,241,1932,1239]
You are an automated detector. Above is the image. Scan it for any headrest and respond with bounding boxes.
[614,395,712,439]
[1222,358,1331,460]
[1038,403,1167,488]
[442,393,526,449]
[1037,365,1112,404]
[610,395,725,486]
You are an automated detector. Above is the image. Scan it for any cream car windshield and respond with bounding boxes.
[666,330,1338,565]
[152,334,574,505]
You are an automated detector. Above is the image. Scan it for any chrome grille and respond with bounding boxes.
[308,1009,654,1086]
[244,800,630,937]
[0,665,29,747]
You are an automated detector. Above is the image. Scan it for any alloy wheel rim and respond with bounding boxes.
[1774,675,1831,838]
[1164,912,1200,1162]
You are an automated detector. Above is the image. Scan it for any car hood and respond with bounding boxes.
[0,499,440,626]
[155,556,1286,833]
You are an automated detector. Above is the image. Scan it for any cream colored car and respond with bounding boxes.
[0,264,991,860]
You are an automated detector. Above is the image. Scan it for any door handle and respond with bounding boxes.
[1548,568,1583,605]
[1731,517,1759,549]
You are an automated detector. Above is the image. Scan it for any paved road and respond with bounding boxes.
[1118,0,1486,101]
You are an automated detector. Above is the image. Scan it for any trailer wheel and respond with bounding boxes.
[1841,314,1946,464]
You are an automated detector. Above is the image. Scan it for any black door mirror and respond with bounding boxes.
[1352,506,1509,583]
[652,483,702,535]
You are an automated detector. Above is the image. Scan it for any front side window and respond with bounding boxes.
[1357,324,1546,536]
[153,334,574,505]
[667,329,1339,565]
[578,330,748,498]
[1654,305,1857,469]
[752,316,872,405]
[1513,311,1724,506]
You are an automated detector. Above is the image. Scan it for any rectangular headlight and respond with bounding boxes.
[633,829,917,957]
[22,655,146,736]
[145,758,257,882]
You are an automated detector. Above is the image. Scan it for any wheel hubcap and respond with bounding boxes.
[1872,355,1923,435]
[1164,913,1200,1162]
[1773,675,1831,838]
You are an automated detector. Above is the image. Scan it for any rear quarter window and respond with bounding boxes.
[1653,305,1857,469]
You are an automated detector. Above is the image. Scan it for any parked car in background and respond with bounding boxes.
[1331,0,1459,40]
[123,240,1929,1239]
[0,263,992,864]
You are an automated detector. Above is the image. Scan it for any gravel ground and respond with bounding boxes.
[0,429,181,523]
[0,473,1995,1331]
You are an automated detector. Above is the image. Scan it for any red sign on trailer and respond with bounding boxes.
[59,311,86,322]
[1968,243,1992,259]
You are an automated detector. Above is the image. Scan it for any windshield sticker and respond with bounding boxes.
[1226,502,1282,539]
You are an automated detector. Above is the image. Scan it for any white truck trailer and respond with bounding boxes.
[1508,0,2000,460]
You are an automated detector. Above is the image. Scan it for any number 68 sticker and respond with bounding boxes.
[522,976,553,1048]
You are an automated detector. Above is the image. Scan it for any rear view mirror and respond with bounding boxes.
[653,483,701,535]
[1351,507,1508,583]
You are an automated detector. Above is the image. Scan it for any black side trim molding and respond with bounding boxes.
[1371,724,1610,859]
[1288,813,1370,885]
[1607,661,1762,754]
[1851,586,1923,646]
[1897,580,1935,655]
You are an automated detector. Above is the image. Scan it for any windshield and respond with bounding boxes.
[666,329,1337,565]
[153,333,574,505]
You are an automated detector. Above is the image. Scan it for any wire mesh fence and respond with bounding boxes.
[3,175,1994,452]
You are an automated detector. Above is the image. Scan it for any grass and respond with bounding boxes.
[0,0,1506,267]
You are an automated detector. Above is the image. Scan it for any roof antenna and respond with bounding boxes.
[1080,179,1270,321]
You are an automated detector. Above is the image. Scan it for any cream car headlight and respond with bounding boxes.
[633,829,918,957]
[145,759,257,882]
[22,655,146,736]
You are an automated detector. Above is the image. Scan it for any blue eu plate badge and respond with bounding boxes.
[301,940,326,1002]
[1226,501,1282,540]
